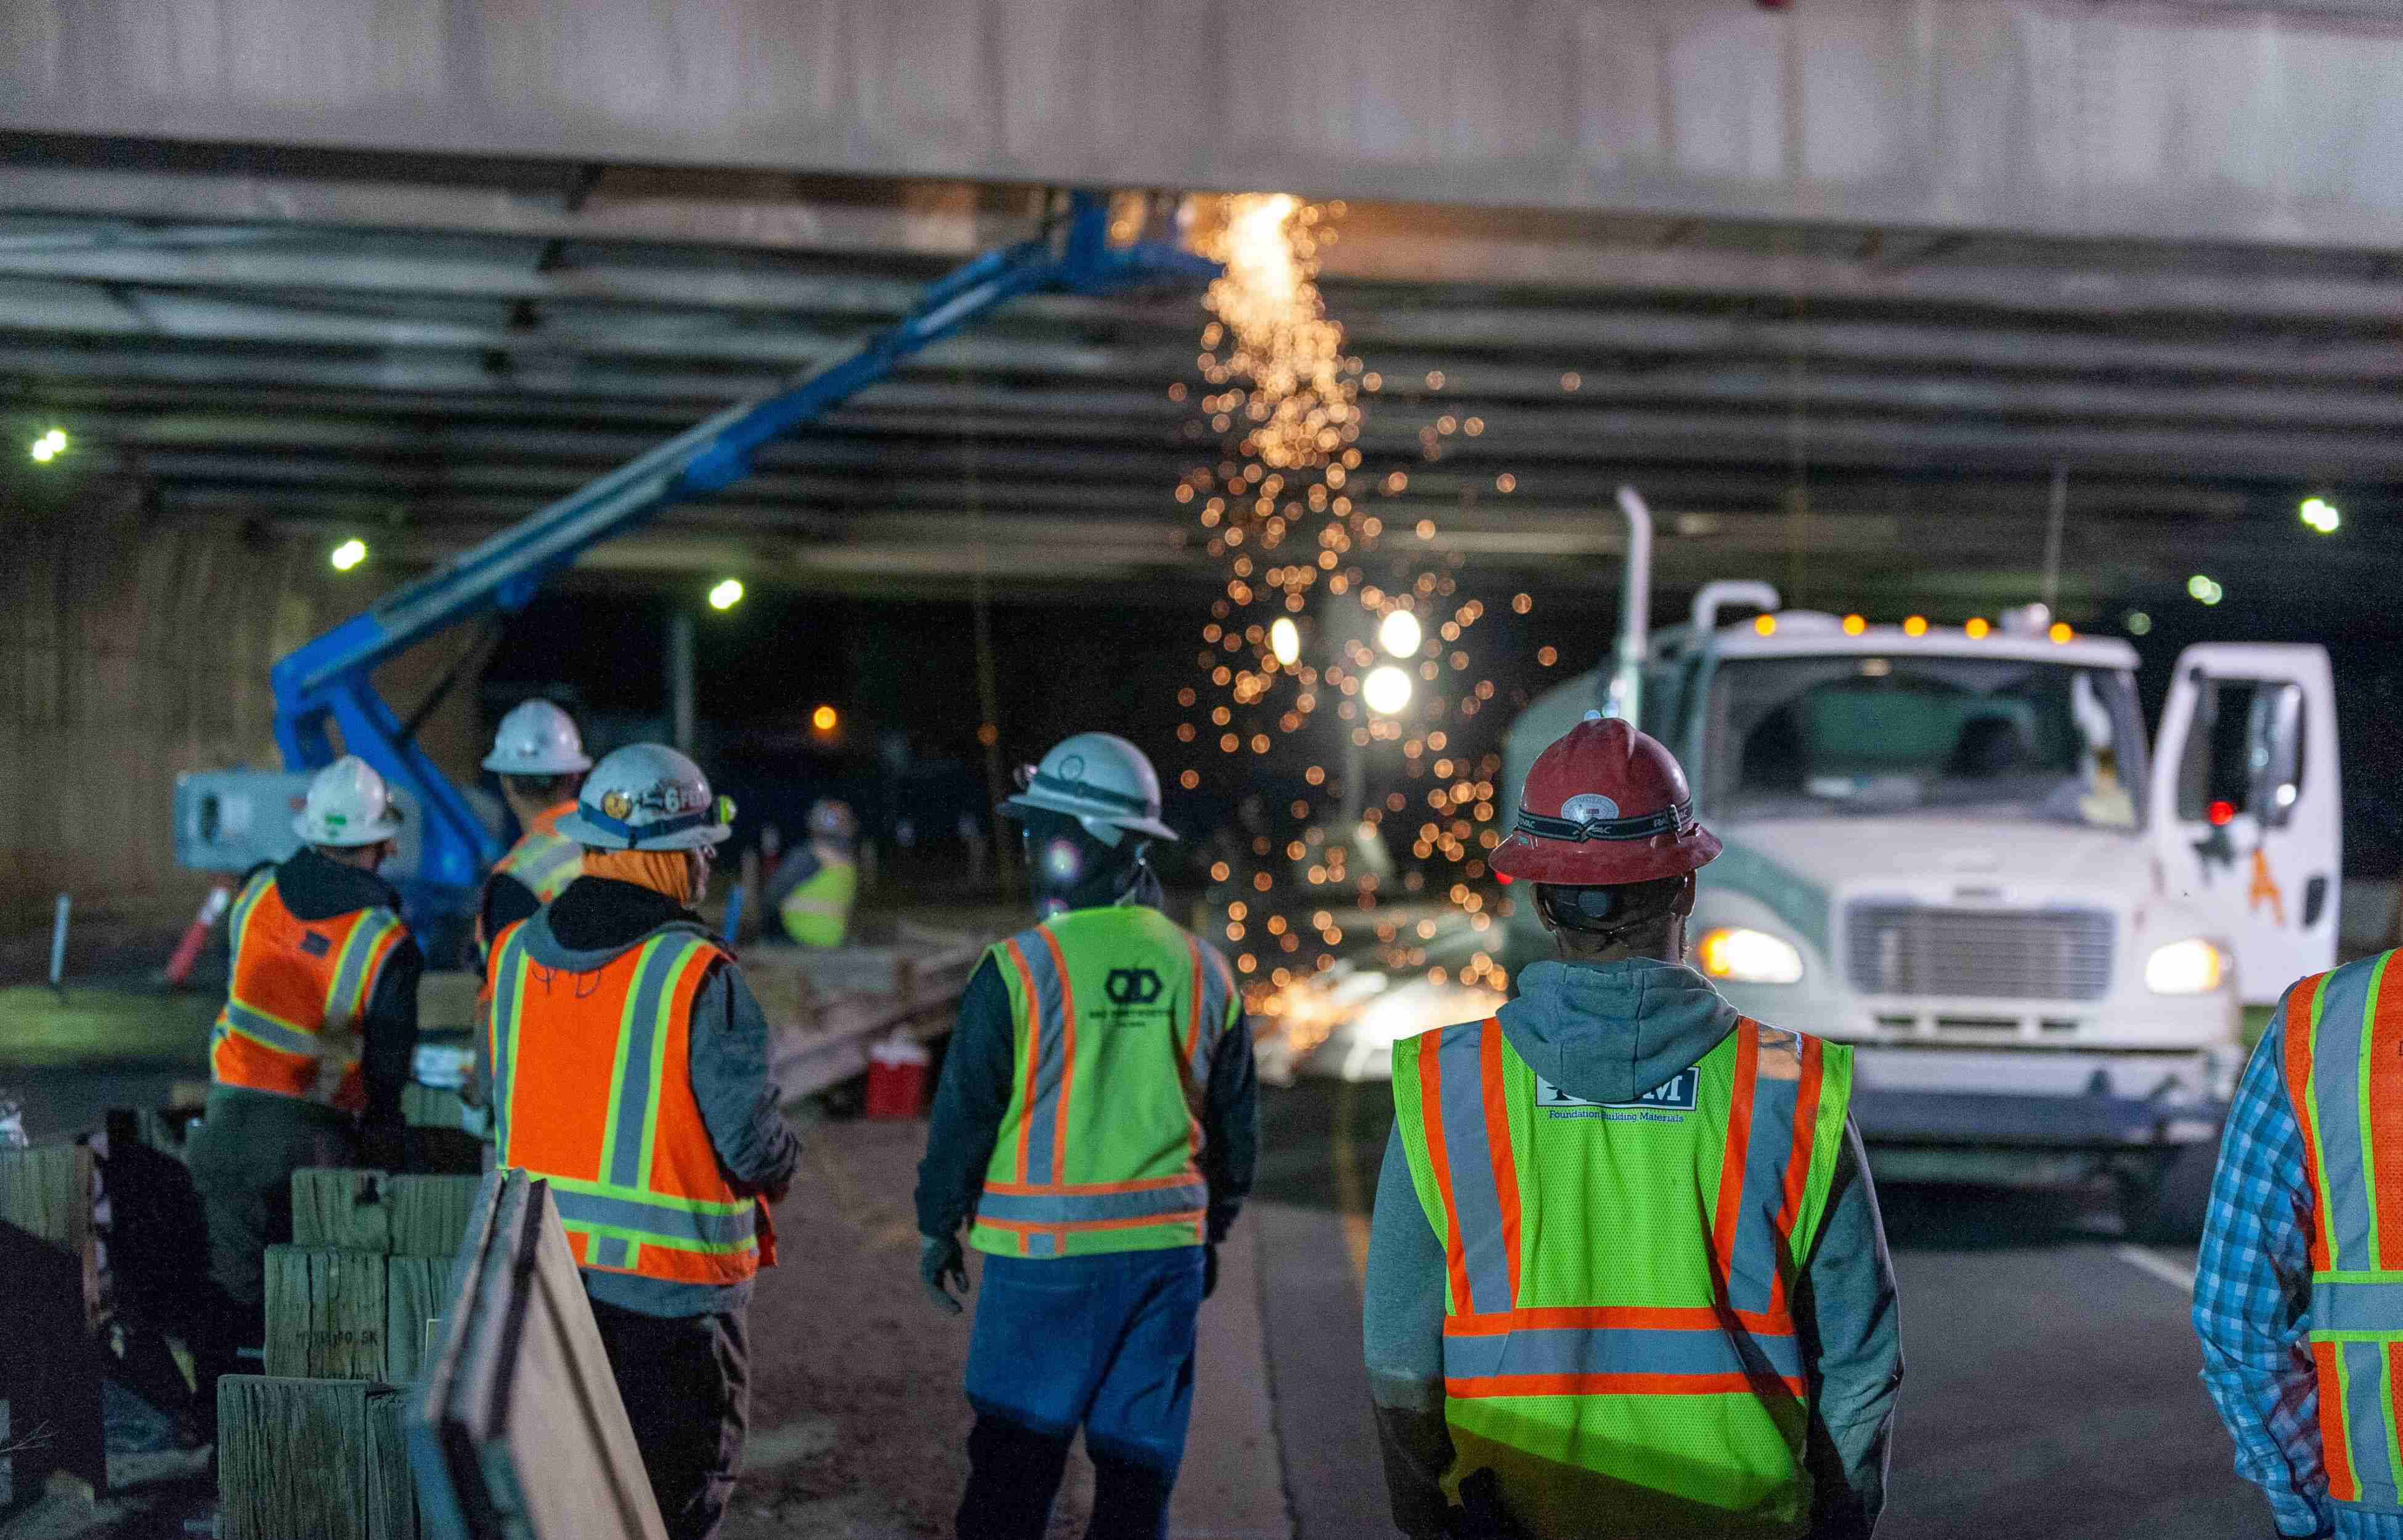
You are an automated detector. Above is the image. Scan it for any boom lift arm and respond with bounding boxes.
[262,192,1218,926]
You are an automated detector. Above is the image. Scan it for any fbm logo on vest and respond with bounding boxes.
[1104,967,1165,1007]
[1537,1069,1701,1112]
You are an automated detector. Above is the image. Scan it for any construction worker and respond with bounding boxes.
[1367,718,1902,1539]
[916,732,1258,1540]
[476,698,593,947]
[765,798,859,947]
[484,743,798,1540]
[2195,948,2403,1538]
[187,755,421,1426]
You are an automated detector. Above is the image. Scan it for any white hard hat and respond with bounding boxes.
[482,699,593,776]
[555,744,733,851]
[293,755,406,847]
[1001,732,1179,845]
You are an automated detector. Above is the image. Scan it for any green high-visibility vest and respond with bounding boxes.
[969,904,1240,1259]
[2277,950,2403,1508]
[1391,1012,1852,1538]
[777,856,858,949]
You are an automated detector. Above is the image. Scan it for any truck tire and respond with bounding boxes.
[2116,1134,2222,1244]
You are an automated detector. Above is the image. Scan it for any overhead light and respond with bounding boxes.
[1903,615,1929,637]
[2300,496,2341,534]
[2047,622,2073,644]
[329,538,368,572]
[1752,614,1778,636]
[1270,616,1301,667]
[810,705,839,733]
[2187,574,2224,606]
[1378,609,1422,658]
[1841,614,1867,636]
[1364,665,1413,715]
[29,428,66,462]
[1964,617,1991,639]
[707,577,745,611]
[2125,610,2152,636]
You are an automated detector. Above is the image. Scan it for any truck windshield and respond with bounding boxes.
[1702,654,2147,829]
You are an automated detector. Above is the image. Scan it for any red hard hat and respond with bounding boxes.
[1490,717,1722,885]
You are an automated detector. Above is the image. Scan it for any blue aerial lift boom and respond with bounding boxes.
[184,192,1217,943]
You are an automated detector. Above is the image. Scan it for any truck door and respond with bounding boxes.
[2146,644,2340,1005]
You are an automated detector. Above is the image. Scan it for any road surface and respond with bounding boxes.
[1245,1077,2263,1540]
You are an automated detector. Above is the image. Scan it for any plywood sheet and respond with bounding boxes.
[264,1246,388,1380]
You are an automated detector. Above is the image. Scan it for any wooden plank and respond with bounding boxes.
[292,1167,393,1253]
[389,1175,482,1258]
[364,1382,418,1540]
[411,1170,666,1540]
[383,1256,447,1384]
[219,1376,416,1540]
[0,1143,91,1253]
[264,1246,388,1380]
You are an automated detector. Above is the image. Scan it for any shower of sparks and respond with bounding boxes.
[1171,193,1530,1027]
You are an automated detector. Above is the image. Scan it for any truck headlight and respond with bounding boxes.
[2145,938,2227,995]
[1696,928,1805,985]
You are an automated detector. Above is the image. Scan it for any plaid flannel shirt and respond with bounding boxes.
[2195,1000,2403,1540]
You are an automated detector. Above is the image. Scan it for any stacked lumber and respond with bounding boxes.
[409,1170,667,1540]
[747,925,988,1102]
[226,1169,482,1536]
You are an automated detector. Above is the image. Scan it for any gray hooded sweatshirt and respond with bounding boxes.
[1364,957,1903,1539]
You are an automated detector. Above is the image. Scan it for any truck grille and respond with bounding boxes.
[1844,902,2115,1002]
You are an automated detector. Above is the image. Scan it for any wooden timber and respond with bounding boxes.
[0,1143,92,1255]
[409,1170,666,1540]
[264,1246,389,1380]
[383,1256,448,1384]
[218,1377,417,1540]
[390,1175,482,1257]
[293,1167,393,1252]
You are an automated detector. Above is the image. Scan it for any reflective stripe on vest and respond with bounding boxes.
[1392,1015,1851,1535]
[211,870,407,1110]
[491,803,584,902]
[2282,952,2403,1507]
[488,924,762,1286]
[969,907,1235,1259]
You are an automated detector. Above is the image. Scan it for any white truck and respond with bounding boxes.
[1503,570,2340,1238]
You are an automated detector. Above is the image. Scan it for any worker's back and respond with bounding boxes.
[213,856,410,1111]
[968,902,1240,1260]
[1386,967,1855,1538]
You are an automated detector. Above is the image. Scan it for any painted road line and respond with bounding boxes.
[2110,1242,2198,1293]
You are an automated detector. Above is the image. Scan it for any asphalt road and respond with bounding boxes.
[1250,1077,2264,1540]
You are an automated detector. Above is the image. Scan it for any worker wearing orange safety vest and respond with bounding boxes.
[486,743,799,1540]
[2196,947,2403,1539]
[189,755,423,1429]
[1367,718,1902,1539]
[475,699,592,950]
[916,732,1258,1540]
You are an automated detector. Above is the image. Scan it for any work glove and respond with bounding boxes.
[921,1232,969,1315]
[1203,1242,1220,1302]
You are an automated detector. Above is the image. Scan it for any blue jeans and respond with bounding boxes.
[958,1246,1205,1540]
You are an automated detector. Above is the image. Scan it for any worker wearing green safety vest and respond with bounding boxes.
[1367,718,1902,1539]
[916,732,1258,1540]
[767,799,860,947]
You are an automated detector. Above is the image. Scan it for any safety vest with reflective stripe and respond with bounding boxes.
[2278,949,2403,1508]
[211,867,409,1112]
[487,919,770,1287]
[491,802,584,906]
[777,856,858,948]
[1391,1015,1853,1538]
[969,904,1240,1259]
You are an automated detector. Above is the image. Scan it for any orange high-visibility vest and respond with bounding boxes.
[2279,950,2403,1507]
[210,867,409,1112]
[486,918,772,1287]
[490,802,583,907]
